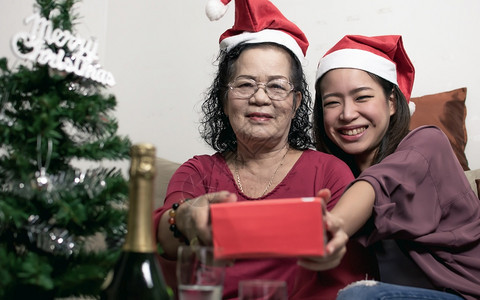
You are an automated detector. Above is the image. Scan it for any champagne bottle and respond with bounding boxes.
[101,143,172,300]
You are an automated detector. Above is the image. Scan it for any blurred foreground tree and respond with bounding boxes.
[0,0,131,298]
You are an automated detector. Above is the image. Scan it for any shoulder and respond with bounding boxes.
[301,149,348,165]
[396,125,453,164]
[400,125,450,150]
[299,149,353,178]
[186,152,224,163]
[178,152,226,173]
[301,149,351,169]
[361,125,459,185]
[300,150,354,208]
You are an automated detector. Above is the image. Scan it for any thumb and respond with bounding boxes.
[316,188,331,202]
[206,191,237,204]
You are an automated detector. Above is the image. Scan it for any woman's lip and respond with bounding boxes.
[247,113,273,119]
[337,126,367,137]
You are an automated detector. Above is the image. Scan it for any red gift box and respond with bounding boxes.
[210,197,325,259]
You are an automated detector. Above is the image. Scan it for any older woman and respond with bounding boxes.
[155,1,376,299]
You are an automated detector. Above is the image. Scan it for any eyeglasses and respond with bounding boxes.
[228,77,294,101]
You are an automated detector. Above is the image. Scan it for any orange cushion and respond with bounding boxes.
[409,87,469,170]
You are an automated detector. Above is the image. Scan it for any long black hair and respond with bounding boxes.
[200,42,313,153]
[313,71,410,176]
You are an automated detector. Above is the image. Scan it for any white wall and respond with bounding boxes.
[2,0,480,170]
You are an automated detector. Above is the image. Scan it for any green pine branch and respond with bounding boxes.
[0,1,133,298]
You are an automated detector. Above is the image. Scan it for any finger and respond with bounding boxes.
[190,192,237,245]
[185,192,231,208]
[323,210,344,237]
[322,210,347,255]
[325,229,347,255]
[297,256,343,271]
[189,204,211,244]
[316,188,331,201]
[204,191,237,204]
[176,197,211,242]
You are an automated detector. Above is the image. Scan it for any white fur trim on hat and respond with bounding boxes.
[206,0,229,21]
[316,48,398,86]
[409,101,416,116]
[220,29,305,64]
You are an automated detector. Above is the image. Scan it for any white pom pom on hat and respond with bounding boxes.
[409,101,416,116]
[206,0,231,21]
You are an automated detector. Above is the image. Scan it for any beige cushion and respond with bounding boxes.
[464,169,480,198]
[151,157,480,203]
[154,157,181,209]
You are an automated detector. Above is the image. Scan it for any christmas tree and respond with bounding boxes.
[0,0,131,298]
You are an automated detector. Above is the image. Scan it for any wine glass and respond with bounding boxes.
[238,280,287,300]
[177,245,226,300]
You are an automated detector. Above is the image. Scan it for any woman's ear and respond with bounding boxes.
[293,91,302,117]
[388,91,396,116]
[223,99,229,116]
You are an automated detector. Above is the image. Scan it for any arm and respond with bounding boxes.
[155,156,238,258]
[157,191,237,259]
[299,128,450,271]
[330,180,375,237]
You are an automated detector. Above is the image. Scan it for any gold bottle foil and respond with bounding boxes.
[123,143,157,253]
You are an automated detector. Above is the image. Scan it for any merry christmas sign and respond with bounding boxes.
[11,12,115,86]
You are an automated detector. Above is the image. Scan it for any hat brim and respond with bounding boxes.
[316,48,398,86]
[220,29,305,64]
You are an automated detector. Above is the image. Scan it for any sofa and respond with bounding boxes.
[154,156,480,208]
[465,168,480,198]
[154,87,480,205]
[153,157,181,209]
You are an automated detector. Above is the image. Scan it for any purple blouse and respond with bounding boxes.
[354,126,480,300]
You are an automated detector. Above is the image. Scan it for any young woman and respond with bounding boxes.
[313,35,480,300]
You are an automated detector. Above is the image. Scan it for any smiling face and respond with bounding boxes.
[319,68,396,167]
[224,45,300,149]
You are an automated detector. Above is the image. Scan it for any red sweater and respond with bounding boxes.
[154,149,377,299]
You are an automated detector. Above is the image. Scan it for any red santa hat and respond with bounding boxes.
[205,0,309,63]
[316,35,415,113]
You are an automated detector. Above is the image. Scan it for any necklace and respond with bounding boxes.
[234,146,289,198]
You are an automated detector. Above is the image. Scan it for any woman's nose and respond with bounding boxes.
[250,85,271,105]
[340,101,358,121]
